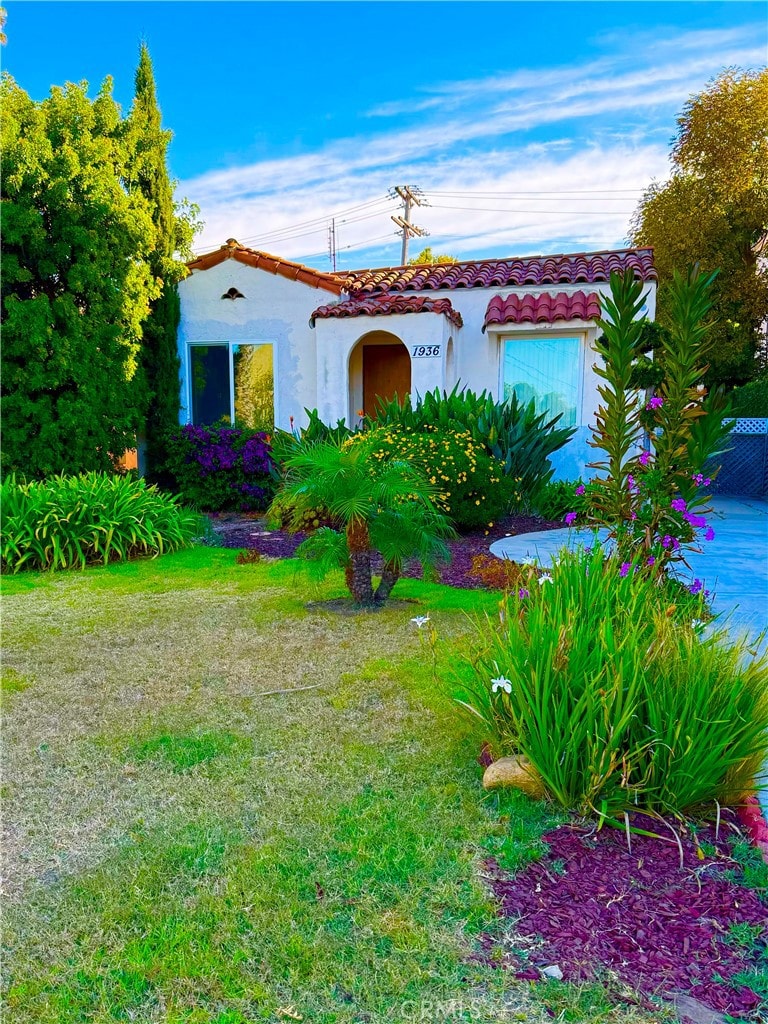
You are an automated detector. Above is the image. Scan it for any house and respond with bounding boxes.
[178,239,656,479]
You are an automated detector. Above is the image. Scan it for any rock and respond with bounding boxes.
[541,965,563,981]
[482,755,546,799]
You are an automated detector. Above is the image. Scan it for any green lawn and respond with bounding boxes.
[2,548,671,1023]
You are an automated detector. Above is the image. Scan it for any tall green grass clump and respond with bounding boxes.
[2,473,201,571]
[454,545,768,818]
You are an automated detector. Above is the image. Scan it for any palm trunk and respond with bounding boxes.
[375,560,400,604]
[345,517,374,606]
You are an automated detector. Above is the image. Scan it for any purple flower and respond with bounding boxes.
[619,562,632,578]
[518,587,530,599]
[575,484,586,496]
[564,512,578,527]
[704,526,715,541]
[688,578,703,596]
[638,451,651,466]
[691,473,712,488]
[647,396,664,410]
[671,498,687,513]
[647,556,655,566]
[627,474,637,491]
[684,512,707,529]
[661,535,672,548]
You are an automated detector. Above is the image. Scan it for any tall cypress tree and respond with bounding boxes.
[128,43,187,477]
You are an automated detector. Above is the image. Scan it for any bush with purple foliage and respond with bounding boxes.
[162,424,275,511]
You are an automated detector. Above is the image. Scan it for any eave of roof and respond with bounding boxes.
[186,238,344,294]
[483,290,602,331]
[340,247,656,294]
[310,295,463,328]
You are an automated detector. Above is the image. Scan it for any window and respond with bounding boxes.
[502,335,581,427]
[188,343,274,429]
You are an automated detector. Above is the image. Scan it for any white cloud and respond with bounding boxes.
[182,25,767,266]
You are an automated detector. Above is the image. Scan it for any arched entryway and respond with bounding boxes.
[348,331,411,420]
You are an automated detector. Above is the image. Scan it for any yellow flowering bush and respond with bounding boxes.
[350,425,517,529]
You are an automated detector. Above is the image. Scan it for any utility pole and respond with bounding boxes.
[390,185,428,264]
[327,217,337,272]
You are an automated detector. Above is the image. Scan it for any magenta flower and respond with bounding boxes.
[627,474,636,491]
[575,484,586,496]
[671,498,687,513]
[647,396,664,410]
[564,512,577,526]
[691,473,712,487]
[638,451,651,466]
[684,512,707,529]
[619,562,632,578]
[705,526,715,541]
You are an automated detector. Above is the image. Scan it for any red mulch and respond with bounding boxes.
[483,813,767,1020]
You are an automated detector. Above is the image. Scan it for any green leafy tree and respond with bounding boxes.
[273,440,454,606]
[127,44,200,477]
[630,69,768,387]
[1,75,158,477]
[408,246,458,265]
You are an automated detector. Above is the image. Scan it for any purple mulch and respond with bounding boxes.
[484,813,767,1019]
[207,512,564,589]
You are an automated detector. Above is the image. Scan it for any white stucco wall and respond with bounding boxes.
[178,259,335,430]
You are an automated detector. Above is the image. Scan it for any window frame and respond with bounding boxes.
[185,340,277,428]
[496,326,587,428]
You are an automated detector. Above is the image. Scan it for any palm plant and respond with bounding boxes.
[272,440,455,606]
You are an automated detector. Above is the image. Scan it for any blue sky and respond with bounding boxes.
[4,1,766,268]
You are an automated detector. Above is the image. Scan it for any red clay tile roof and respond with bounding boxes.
[340,248,655,294]
[310,295,463,328]
[483,290,602,331]
[187,239,343,294]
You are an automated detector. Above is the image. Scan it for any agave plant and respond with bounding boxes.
[271,439,454,606]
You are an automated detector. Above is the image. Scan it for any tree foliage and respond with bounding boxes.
[1,58,200,479]
[1,75,158,476]
[127,43,199,478]
[408,246,458,265]
[630,69,768,387]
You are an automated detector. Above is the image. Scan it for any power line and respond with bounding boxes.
[390,185,428,264]
[429,203,634,215]
[426,188,643,196]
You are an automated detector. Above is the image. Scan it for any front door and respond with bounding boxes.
[363,345,411,416]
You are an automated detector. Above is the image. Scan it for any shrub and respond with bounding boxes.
[453,545,768,818]
[162,424,274,512]
[266,489,338,534]
[370,385,574,502]
[467,554,528,593]
[351,425,518,530]
[730,372,768,417]
[531,479,582,521]
[1,473,200,572]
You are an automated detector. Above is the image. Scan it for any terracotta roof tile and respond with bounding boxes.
[310,295,463,328]
[341,248,655,294]
[483,290,602,330]
[187,238,343,294]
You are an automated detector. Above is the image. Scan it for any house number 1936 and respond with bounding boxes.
[412,345,441,358]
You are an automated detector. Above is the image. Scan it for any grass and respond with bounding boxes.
[2,548,672,1023]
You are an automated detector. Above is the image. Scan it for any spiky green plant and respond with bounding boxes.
[454,544,768,817]
[271,439,454,606]
[1,473,201,571]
